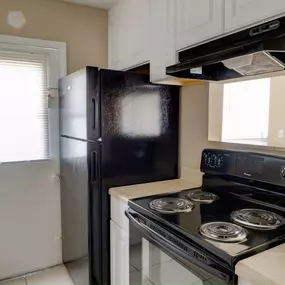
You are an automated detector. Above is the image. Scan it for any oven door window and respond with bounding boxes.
[130,226,219,285]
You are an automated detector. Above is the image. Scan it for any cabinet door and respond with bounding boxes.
[108,0,131,70]
[128,0,150,67]
[108,7,116,69]
[109,0,150,70]
[108,2,124,70]
[110,220,129,285]
[225,0,285,32]
[176,0,224,50]
[150,0,176,83]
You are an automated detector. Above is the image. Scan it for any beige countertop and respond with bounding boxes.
[109,178,200,203]
[236,243,285,285]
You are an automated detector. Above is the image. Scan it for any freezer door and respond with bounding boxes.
[59,67,100,141]
[100,69,179,196]
[60,136,101,285]
[99,69,180,285]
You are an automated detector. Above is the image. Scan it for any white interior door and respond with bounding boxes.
[0,36,66,279]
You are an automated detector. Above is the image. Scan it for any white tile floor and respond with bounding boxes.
[0,265,74,285]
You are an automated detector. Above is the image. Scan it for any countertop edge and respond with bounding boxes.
[109,178,200,203]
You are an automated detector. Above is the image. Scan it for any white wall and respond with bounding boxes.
[0,0,108,74]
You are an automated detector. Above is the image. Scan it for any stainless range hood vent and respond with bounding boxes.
[222,52,285,76]
[166,17,285,82]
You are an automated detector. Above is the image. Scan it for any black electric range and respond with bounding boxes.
[126,149,285,283]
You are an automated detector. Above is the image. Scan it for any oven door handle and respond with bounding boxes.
[126,210,181,252]
[126,210,198,261]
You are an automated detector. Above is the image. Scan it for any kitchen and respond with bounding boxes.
[1,1,285,285]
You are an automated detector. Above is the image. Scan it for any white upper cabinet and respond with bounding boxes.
[225,0,285,32]
[108,0,150,70]
[108,0,128,70]
[176,0,224,50]
[128,0,150,67]
[109,0,285,82]
[150,0,176,83]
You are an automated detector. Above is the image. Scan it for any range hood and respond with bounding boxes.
[166,16,285,82]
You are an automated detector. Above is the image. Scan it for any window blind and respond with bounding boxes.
[0,50,49,163]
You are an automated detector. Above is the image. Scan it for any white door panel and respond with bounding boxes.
[0,162,61,279]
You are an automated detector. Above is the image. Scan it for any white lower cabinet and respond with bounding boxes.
[111,196,129,232]
[110,220,129,285]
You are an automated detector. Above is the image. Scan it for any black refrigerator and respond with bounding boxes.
[59,67,179,285]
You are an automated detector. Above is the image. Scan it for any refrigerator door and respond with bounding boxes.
[99,69,180,284]
[60,136,101,285]
[59,67,100,141]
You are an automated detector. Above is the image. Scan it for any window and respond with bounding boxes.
[222,78,271,144]
[0,50,49,163]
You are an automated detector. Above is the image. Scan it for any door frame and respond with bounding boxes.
[0,35,66,78]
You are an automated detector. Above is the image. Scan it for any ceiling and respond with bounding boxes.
[63,0,118,9]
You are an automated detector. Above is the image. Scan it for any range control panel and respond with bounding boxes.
[202,151,225,169]
[201,150,232,173]
[200,149,285,187]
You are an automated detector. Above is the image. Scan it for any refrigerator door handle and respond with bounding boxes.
[92,98,96,130]
[91,151,97,182]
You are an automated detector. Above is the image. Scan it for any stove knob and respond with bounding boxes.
[280,166,285,178]
[212,155,217,167]
[206,155,212,165]
[217,157,222,167]
[203,153,207,162]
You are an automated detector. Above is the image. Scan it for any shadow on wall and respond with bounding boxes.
[179,83,215,184]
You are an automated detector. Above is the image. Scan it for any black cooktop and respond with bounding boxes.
[128,184,285,266]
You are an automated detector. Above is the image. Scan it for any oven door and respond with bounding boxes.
[126,209,234,285]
